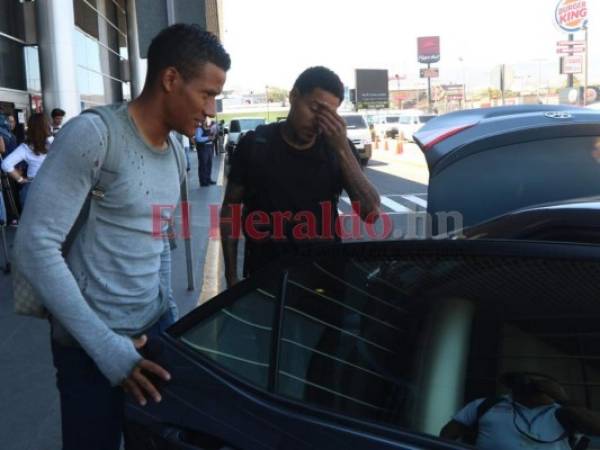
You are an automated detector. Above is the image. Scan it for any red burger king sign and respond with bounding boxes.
[555,0,588,32]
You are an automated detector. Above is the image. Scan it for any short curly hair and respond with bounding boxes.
[145,23,231,86]
[293,66,344,102]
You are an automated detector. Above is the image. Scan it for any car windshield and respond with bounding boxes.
[419,115,436,123]
[230,119,265,133]
[398,116,413,124]
[343,115,367,129]
[385,116,399,123]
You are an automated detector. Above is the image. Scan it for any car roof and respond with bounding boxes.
[413,105,600,174]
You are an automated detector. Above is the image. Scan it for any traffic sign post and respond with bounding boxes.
[556,46,585,54]
[554,0,589,102]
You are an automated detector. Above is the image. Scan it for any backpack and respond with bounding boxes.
[464,397,587,450]
[12,105,185,318]
[245,123,343,211]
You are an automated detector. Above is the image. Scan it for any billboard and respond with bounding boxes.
[355,69,389,109]
[417,36,440,64]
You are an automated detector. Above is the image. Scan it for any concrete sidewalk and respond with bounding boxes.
[0,150,225,450]
[368,141,429,185]
[371,139,427,168]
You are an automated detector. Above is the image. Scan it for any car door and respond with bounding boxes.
[125,239,600,450]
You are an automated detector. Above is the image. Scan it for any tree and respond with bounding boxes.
[266,86,288,103]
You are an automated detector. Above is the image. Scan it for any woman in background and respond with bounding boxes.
[1,113,52,208]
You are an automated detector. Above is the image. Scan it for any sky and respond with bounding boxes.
[222,0,598,93]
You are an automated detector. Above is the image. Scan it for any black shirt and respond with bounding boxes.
[228,122,356,275]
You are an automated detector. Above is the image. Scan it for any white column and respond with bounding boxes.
[35,0,80,118]
[97,0,115,103]
[126,0,145,97]
[416,297,476,435]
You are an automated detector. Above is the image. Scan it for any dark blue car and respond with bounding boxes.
[413,105,600,235]
[125,105,600,449]
[125,237,600,449]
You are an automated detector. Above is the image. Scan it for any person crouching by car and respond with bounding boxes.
[1,113,52,207]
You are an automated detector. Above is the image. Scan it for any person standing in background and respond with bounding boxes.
[1,113,52,208]
[50,108,66,136]
[195,119,216,186]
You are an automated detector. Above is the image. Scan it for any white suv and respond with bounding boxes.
[397,112,436,142]
[341,113,372,167]
[225,117,266,161]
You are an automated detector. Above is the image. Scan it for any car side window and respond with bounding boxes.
[274,253,600,442]
[179,285,277,388]
[276,258,411,424]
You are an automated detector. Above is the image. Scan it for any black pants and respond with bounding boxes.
[196,142,213,185]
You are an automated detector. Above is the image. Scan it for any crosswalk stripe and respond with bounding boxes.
[402,194,428,208]
[341,195,423,214]
[379,196,412,213]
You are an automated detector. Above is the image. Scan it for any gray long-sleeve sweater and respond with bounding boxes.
[13,103,183,386]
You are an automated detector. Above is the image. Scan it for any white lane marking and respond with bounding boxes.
[342,195,416,214]
[217,154,225,186]
[402,194,428,208]
[379,196,412,213]
[199,232,223,305]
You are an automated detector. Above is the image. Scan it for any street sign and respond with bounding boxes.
[560,55,583,74]
[557,47,586,54]
[417,36,440,64]
[555,0,588,33]
[420,68,439,78]
[557,40,586,46]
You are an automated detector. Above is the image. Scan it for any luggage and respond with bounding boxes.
[0,155,21,226]
[0,170,11,273]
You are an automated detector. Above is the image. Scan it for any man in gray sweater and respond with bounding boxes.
[13,24,230,450]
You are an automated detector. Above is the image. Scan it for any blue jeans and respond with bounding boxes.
[19,181,30,209]
[51,309,177,450]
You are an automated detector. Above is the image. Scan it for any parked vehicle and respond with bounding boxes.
[413,105,600,235]
[369,110,432,141]
[225,118,266,161]
[396,113,436,142]
[341,113,372,166]
[372,113,401,140]
[125,238,600,450]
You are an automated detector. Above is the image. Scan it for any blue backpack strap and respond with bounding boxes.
[84,105,185,188]
[167,132,186,186]
[60,105,120,255]
[81,104,121,193]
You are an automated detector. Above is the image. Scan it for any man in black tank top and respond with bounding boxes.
[221,66,381,286]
